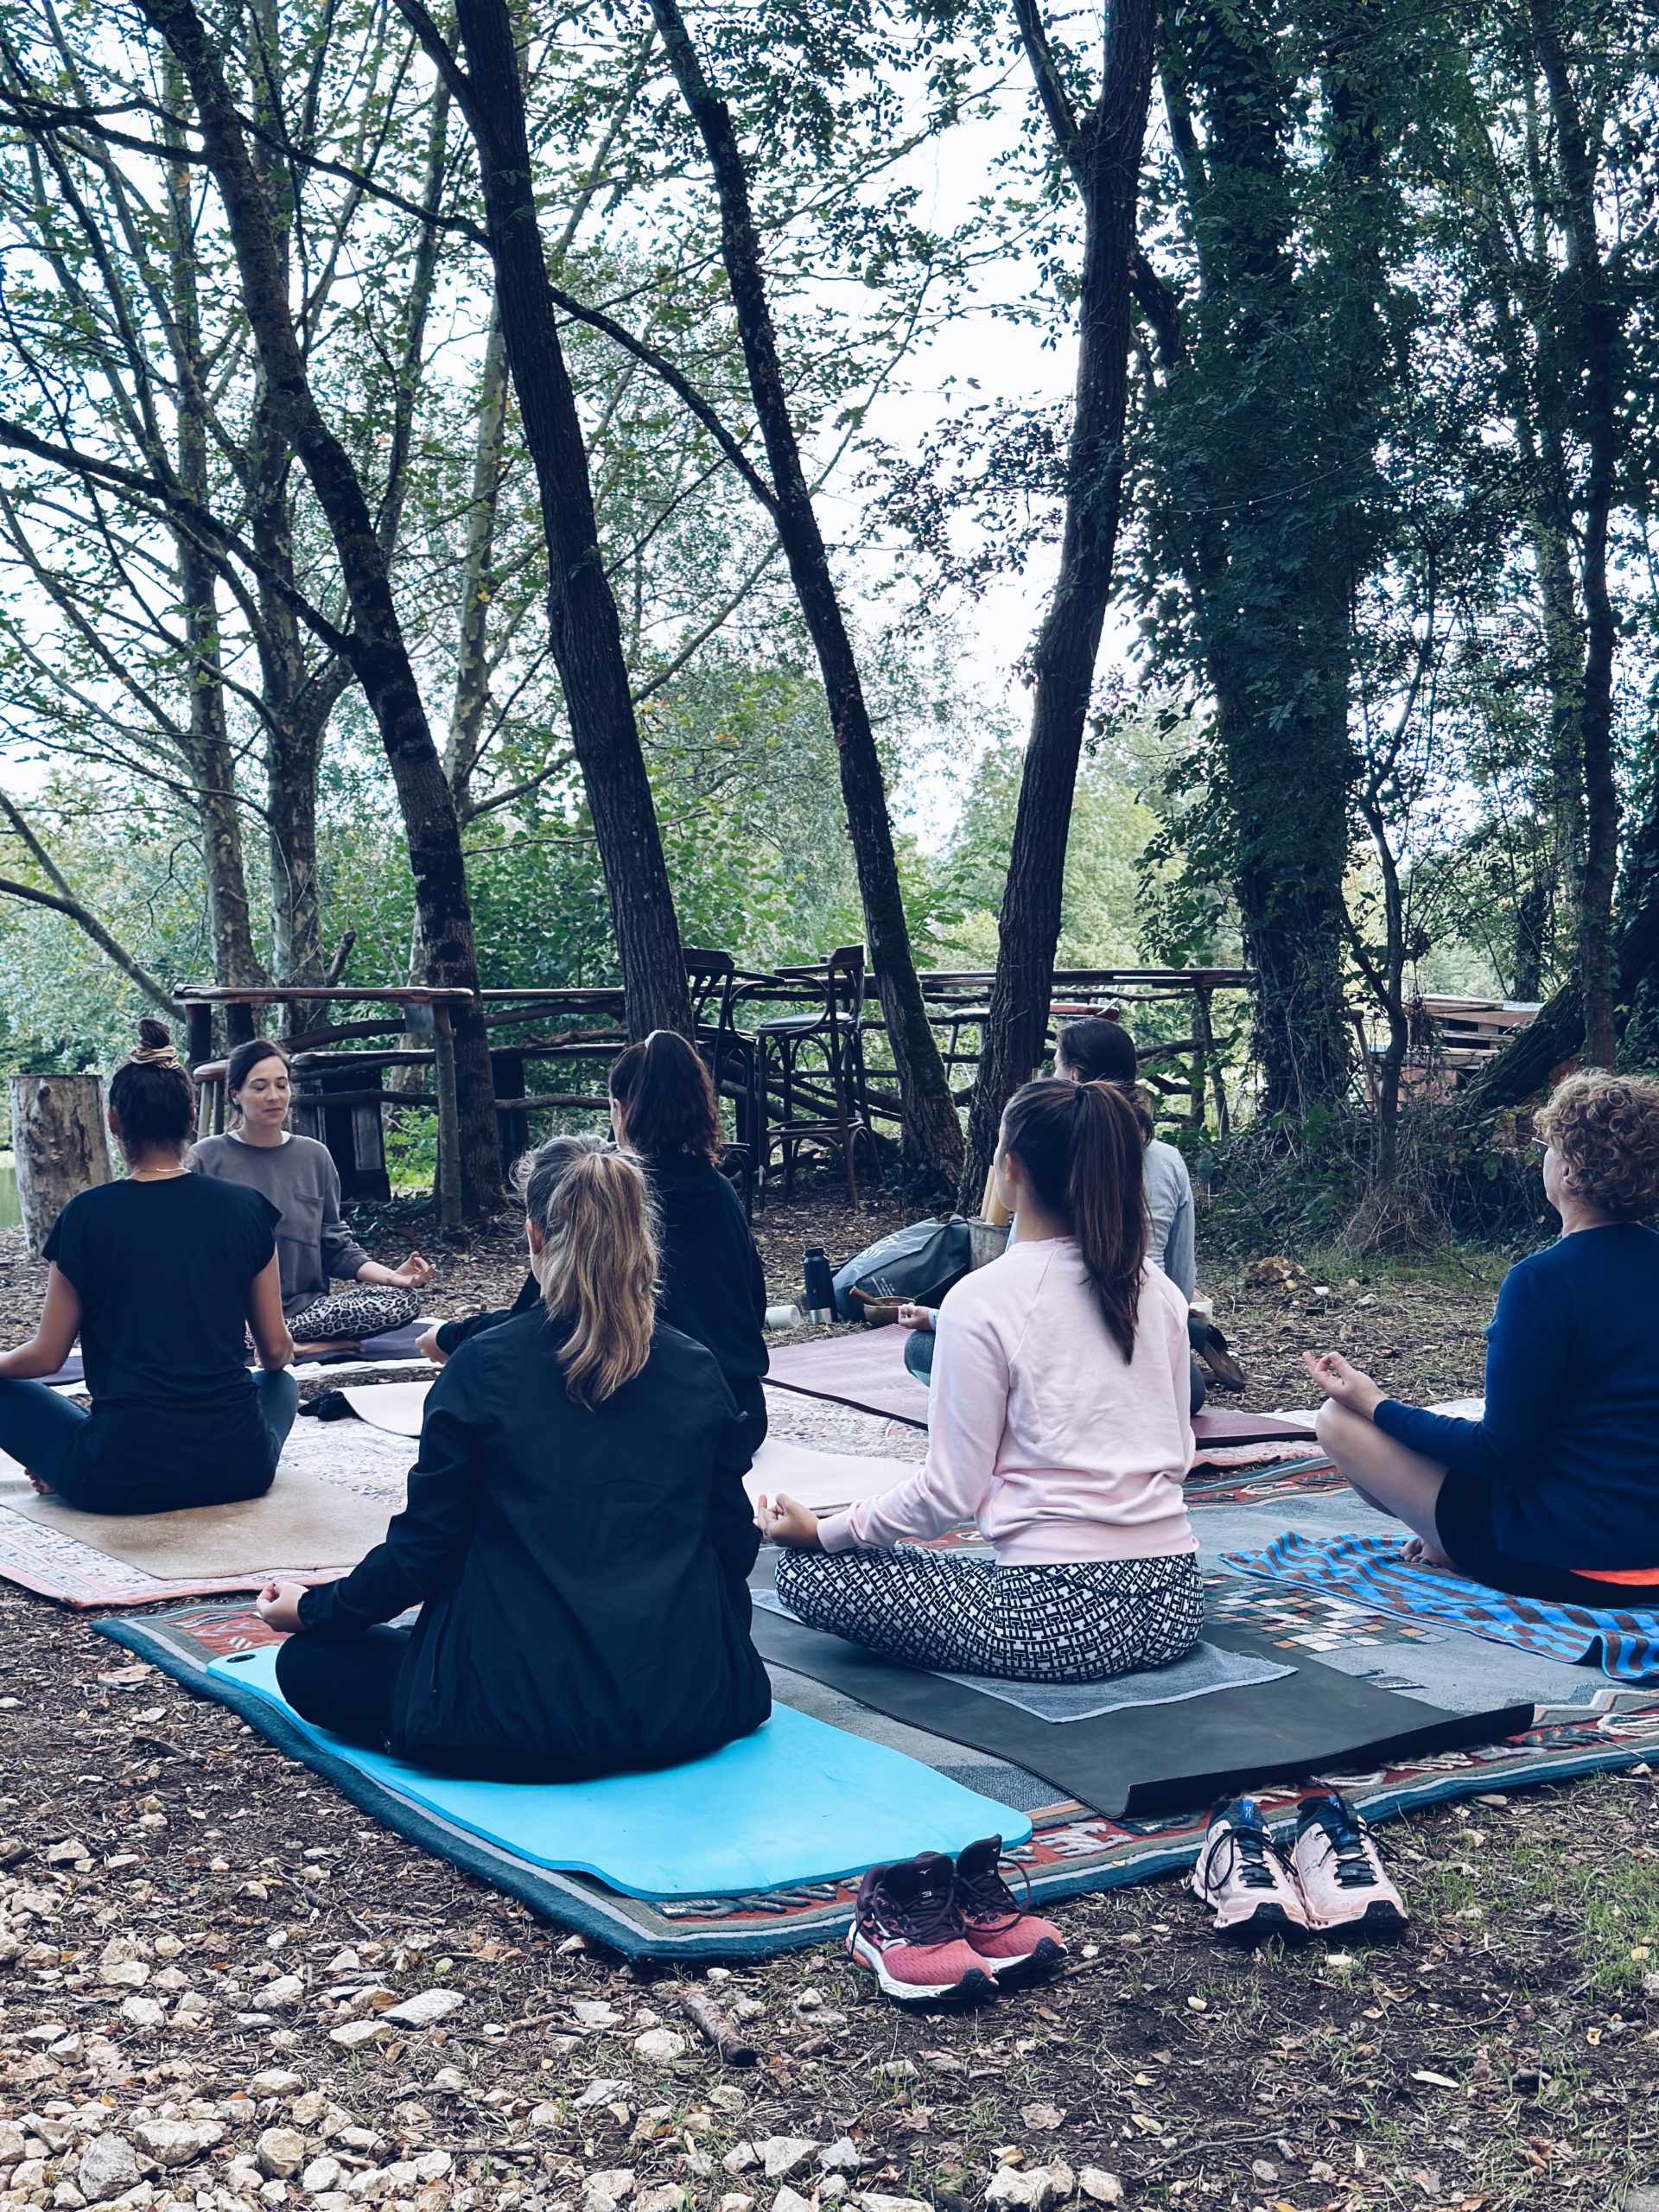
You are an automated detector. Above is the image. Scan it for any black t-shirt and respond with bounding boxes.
[45,1175,282,1497]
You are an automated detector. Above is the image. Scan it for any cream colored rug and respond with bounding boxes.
[0,1420,407,1602]
[340,1380,907,1511]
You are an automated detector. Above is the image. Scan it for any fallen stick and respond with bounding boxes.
[677,1989,758,2067]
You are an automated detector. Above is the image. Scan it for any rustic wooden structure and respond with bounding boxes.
[1352,993,1545,1103]
[9,1072,112,1256]
[174,963,1254,1214]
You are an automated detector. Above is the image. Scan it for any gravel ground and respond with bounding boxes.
[2,1188,1654,2212]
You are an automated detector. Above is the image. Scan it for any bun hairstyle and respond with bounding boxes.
[608,1029,721,1166]
[1055,1016,1154,1143]
[516,1133,659,1408]
[1534,1070,1659,1219]
[999,1077,1149,1361]
[226,1037,291,1105]
[108,1019,196,1161]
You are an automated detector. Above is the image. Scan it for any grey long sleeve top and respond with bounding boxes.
[189,1131,370,1319]
[1143,1139,1196,1302]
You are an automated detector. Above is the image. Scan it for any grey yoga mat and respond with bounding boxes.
[750,1588,1295,1720]
[747,1602,1535,1819]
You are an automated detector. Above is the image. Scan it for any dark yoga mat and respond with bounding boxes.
[41,1318,429,1389]
[765,1329,1316,1447]
[749,1605,1533,1819]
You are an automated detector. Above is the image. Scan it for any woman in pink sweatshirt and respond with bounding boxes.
[758,1079,1201,1681]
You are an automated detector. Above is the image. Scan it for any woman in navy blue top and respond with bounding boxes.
[1305,1071,1659,1602]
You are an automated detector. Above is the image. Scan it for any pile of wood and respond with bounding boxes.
[1360,994,1543,1101]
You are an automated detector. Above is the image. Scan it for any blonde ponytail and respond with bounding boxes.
[515,1135,658,1408]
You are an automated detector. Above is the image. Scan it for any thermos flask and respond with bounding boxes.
[803,1246,836,1323]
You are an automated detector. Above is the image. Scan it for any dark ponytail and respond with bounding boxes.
[107,1019,196,1162]
[999,1077,1148,1360]
[608,1029,721,1165]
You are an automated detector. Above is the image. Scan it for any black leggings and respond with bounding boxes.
[275,1624,408,1751]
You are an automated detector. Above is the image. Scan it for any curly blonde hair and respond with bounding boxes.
[1534,1071,1659,1219]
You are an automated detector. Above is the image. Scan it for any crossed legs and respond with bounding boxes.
[1314,1401,1453,1567]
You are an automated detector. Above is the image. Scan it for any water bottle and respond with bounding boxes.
[803,1246,836,1323]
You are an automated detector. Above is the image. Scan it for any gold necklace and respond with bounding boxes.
[130,1165,188,1182]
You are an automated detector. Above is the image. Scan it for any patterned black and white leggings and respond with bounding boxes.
[287,1286,419,1345]
[772,1546,1205,1682]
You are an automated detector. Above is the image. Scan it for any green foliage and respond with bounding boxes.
[931,736,1160,969]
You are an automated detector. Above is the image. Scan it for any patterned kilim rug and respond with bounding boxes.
[1224,1529,1659,1683]
[97,1591,1659,1962]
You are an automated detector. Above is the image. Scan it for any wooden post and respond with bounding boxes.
[433,1002,462,1231]
[493,1048,530,1172]
[1193,985,1230,1141]
[183,1003,213,1071]
[9,1074,113,1258]
[225,1001,257,1049]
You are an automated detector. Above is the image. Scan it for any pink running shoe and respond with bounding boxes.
[952,1835,1067,1984]
[1290,1792,1408,1939]
[846,1852,996,2004]
[1190,1796,1309,1943]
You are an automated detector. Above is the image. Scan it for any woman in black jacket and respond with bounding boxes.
[256,1135,770,1779]
[421,1032,770,1442]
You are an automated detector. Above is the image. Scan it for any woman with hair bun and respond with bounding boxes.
[1307,1069,1659,1599]
[0,1021,298,1512]
[191,1039,433,1358]
[258,1134,769,1779]
[760,1078,1201,1683]
[424,1029,769,1440]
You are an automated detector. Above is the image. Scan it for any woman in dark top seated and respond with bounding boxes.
[257,1134,770,1780]
[1307,1071,1659,1602]
[423,1030,770,1443]
[0,1021,297,1514]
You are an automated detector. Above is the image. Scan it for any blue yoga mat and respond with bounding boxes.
[208,1645,1031,1899]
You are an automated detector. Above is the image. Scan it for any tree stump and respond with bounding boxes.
[9,1074,112,1258]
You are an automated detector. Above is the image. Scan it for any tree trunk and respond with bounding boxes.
[267,713,328,991]
[446,300,509,817]
[962,0,1158,1202]
[1530,0,1620,1069]
[438,0,691,1039]
[1225,671,1357,1122]
[141,0,502,1215]
[162,56,266,993]
[1148,7,1358,1122]
[10,1074,112,1258]
[646,0,963,1192]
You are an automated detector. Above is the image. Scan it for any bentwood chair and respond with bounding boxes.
[751,946,877,1205]
[683,948,760,1213]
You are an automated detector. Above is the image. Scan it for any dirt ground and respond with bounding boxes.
[0,1192,1653,2212]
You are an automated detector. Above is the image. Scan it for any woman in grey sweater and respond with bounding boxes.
[191,1041,433,1357]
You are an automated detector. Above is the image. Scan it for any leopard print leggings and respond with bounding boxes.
[287,1286,420,1345]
